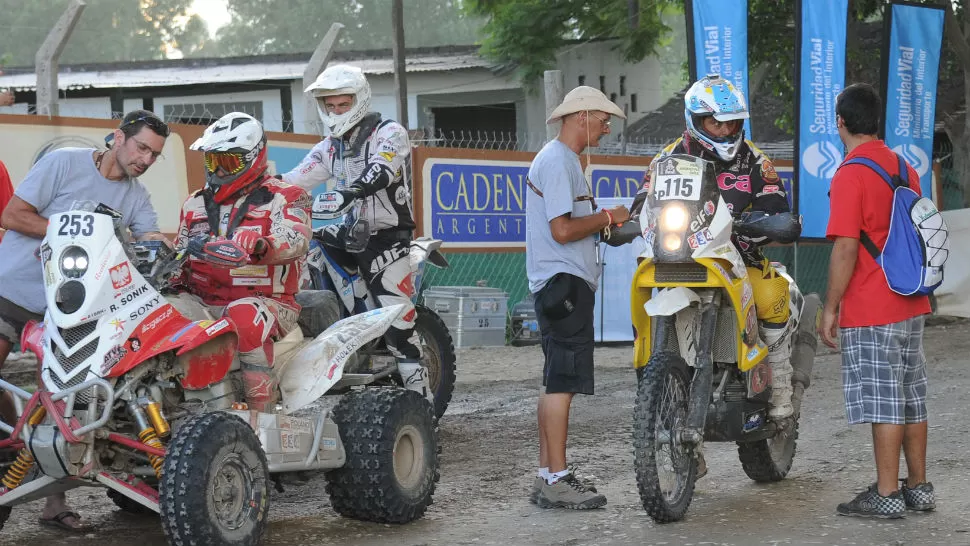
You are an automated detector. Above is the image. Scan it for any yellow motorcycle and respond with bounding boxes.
[609,154,820,523]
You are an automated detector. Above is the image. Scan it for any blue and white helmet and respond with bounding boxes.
[684,74,749,161]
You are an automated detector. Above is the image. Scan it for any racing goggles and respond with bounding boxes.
[204,151,246,175]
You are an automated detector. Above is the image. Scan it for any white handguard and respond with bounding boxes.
[312,190,357,220]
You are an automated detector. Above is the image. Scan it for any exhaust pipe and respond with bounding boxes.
[791,294,821,415]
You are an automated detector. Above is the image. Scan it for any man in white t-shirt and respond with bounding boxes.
[0,110,169,532]
[526,87,629,510]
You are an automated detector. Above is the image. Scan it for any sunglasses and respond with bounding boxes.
[122,115,170,137]
[589,112,611,128]
[204,151,246,175]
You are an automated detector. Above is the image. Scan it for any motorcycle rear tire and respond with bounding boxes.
[414,305,456,419]
[736,419,799,482]
[633,351,697,523]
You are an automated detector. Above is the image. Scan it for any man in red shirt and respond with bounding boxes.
[0,160,12,243]
[821,83,934,519]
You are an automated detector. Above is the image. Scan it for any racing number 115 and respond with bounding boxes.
[655,176,694,200]
[58,213,95,237]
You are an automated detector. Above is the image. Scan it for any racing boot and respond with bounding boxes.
[241,365,280,413]
[397,358,432,402]
[762,320,794,421]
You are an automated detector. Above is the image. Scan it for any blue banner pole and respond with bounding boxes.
[794,0,849,240]
[882,1,945,198]
[690,0,751,139]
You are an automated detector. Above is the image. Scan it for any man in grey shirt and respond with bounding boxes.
[526,87,629,510]
[0,110,169,532]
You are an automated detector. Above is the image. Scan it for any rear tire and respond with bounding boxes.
[159,412,269,546]
[326,389,439,523]
[737,421,799,482]
[633,352,696,523]
[414,305,456,419]
[108,489,156,516]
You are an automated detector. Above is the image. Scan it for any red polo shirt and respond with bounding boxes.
[825,140,931,327]
[0,161,12,243]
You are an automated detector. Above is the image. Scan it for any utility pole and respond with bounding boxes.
[544,70,564,141]
[392,0,408,127]
[302,23,345,136]
[36,0,85,117]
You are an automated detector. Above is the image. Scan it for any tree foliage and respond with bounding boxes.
[213,0,485,56]
[0,0,209,66]
[465,0,680,89]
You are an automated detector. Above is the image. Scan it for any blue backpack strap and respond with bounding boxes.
[840,157,896,189]
[838,156,896,261]
[896,153,910,186]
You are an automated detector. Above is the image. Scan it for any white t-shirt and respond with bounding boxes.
[525,139,600,294]
[0,148,158,313]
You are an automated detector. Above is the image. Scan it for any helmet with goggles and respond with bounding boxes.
[684,74,749,161]
[190,112,268,204]
[305,64,371,138]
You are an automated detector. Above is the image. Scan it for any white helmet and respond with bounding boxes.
[190,112,268,203]
[305,64,372,138]
[684,74,750,161]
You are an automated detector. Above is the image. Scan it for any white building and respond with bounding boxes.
[0,42,670,151]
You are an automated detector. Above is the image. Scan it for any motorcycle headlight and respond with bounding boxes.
[659,203,688,232]
[59,246,89,279]
[662,233,683,252]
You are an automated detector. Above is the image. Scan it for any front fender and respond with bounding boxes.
[631,258,767,373]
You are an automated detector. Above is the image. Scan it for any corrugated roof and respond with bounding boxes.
[0,53,490,92]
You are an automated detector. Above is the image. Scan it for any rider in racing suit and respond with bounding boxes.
[280,64,420,370]
[631,74,795,422]
[175,112,312,412]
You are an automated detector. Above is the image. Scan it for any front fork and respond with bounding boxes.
[676,291,720,446]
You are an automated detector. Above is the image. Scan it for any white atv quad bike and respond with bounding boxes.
[0,202,439,545]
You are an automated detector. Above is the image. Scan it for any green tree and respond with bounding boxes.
[0,0,208,65]
[213,0,485,56]
[465,0,680,91]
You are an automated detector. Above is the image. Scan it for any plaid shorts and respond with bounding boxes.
[839,316,928,425]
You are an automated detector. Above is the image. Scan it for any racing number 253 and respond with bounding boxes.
[58,213,95,237]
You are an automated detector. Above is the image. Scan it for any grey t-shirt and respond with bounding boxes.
[526,139,600,294]
[0,148,159,313]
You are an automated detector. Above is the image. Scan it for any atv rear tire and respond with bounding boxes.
[159,412,269,546]
[108,489,156,516]
[326,388,439,523]
[414,305,456,419]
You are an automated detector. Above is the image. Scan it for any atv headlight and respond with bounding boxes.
[60,246,89,279]
[659,203,688,232]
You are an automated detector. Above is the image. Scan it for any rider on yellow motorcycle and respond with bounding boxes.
[630,74,795,422]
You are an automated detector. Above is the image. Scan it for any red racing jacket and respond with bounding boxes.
[175,175,312,307]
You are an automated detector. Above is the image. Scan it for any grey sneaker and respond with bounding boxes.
[530,471,598,504]
[529,476,543,504]
[837,484,905,519]
[537,473,607,510]
[900,479,936,511]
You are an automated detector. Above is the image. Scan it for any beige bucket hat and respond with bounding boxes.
[546,86,626,124]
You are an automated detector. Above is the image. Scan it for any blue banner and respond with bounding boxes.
[796,0,848,238]
[690,0,751,138]
[883,2,944,198]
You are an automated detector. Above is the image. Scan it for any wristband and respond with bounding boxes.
[603,209,614,226]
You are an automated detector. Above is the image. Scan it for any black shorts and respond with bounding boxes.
[0,297,42,346]
[534,273,595,395]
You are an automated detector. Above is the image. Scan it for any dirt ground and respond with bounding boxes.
[2,320,970,546]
